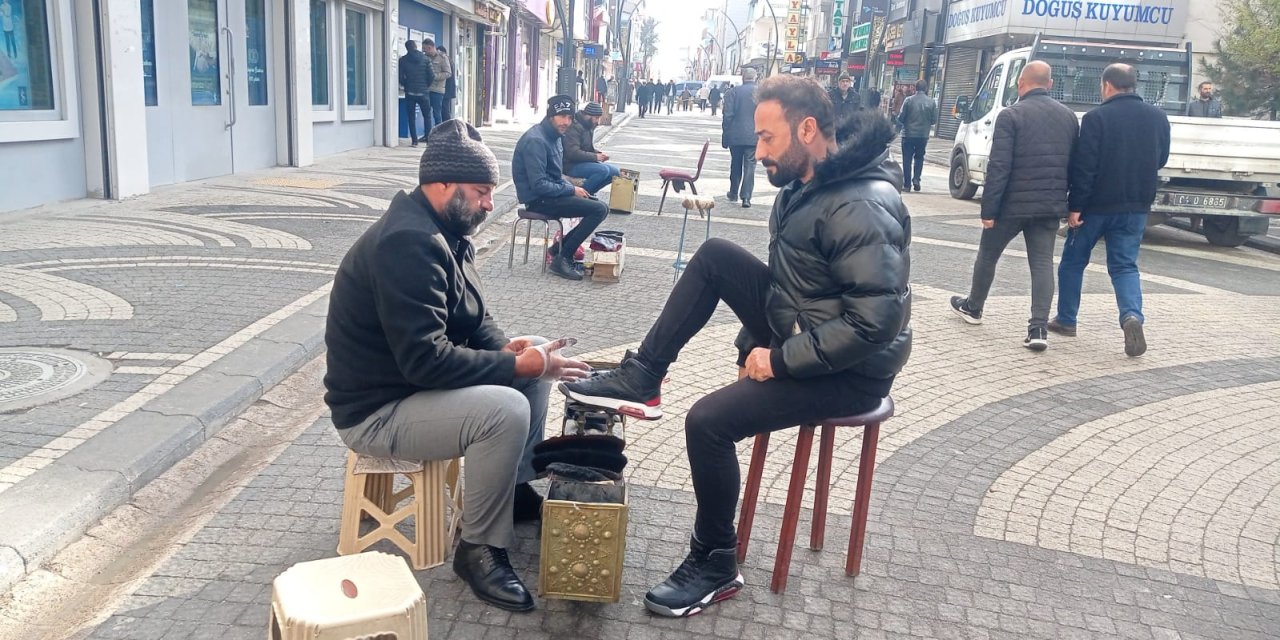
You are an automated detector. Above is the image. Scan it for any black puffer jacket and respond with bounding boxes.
[740,111,912,394]
[398,50,434,95]
[980,88,1079,220]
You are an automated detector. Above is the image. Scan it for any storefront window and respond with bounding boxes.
[141,0,157,106]
[245,0,267,105]
[0,0,55,112]
[344,8,367,107]
[310,0,328,107]
[188,0,221,106]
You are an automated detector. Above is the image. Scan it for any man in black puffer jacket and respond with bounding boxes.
[950,61,1077,351]
[398,40,435,146]
[561,76,910,618]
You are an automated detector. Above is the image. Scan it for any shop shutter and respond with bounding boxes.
[936,46,981,140]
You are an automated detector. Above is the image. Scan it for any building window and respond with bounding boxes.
[0,0,56,112]
[344,8,367,107]
[141,0,157,106]
[188,0,221,105]
[244,0,267,105]
[310,0,328,107]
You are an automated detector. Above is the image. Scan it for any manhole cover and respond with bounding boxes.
[0,349,113,413]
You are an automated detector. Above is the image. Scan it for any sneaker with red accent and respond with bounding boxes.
[558,358,663,420]
[643,537,744,617]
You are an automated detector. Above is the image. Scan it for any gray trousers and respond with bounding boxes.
[338,375,551,549]
[966,216,1060,329]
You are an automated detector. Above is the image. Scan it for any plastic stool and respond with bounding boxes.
[337,452,462,570]
[269,551,427,640]
[508,208,564,273]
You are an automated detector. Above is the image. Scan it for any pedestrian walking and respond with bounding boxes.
[708,85,722,116]
[637,80,651,118]
[397,40,435,146]
[1053,63,1171,357]
[828,73,861,145]
[652,80,665,114]
[422,39,452,127]
[948,61,1079,351]
[897,79,936,192]
[596,75,608,103]
[722,68,760,207]
[1186,81,1223,118]
[666,80,676,113]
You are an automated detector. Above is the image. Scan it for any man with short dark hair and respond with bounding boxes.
[512,95,611,281]
[561,76,911,617]
[562,102,621,195]
[828,72,861,144]
[325,120,591,612]
[722,68,760,207]
[897,79,936,192]
[949,61,1078,351]
[398,40,435,145]
[637,80,651,117]
[1186,80,1222,118]
[1052,63,1171,357]
[422,39,452,127]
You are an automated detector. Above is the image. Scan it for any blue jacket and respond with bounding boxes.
[513,120,575,203]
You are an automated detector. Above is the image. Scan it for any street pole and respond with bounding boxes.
[718,10,744,74]
[553,0,577,97]
[752,0,781,76]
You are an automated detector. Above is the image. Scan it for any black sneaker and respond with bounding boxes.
[548,255,583,281]
[913,183,921,192]
[1047,317,1077,337]
[949,296,983,325]
[1024,327,1048,352]
[644,537,744,617]
[559,358,663,420]
[741,200,751,208]
[1122,315,1146,357]
[725,192,738,203]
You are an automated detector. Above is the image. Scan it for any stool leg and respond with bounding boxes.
[337,453,367,557]
[523,220,533,264]
[772,427,814,593]
[736,433,770,563]
[811,424,835,551]
[846,422,881,577]
[689,182,698,196]
[541,221,552,273]
[658,180,670,215]
[508,220,519,268]
[411,461,449,570]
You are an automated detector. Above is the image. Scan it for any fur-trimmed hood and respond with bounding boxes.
[812,109,903,190]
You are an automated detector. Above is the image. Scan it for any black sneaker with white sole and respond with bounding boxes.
[1024,327,1048,351]
[949,296,983,325]
[644,537,744,618]
[1122,315,1146,357]
[559,357,663,420]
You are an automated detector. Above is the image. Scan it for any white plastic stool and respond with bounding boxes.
[269,551,427,640]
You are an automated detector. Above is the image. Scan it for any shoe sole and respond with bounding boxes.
[1123,318,1146,357]
[1024,339,1048,352]
[949,305,983,325]
[643,573,745,618]
[560,386,662,420]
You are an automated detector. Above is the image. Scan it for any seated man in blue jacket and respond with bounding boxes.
[512,95,611,281]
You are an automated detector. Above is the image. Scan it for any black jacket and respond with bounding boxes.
[722,81,758,147]
[829,87,861,130]
[512,120,575,203]
[398,50,434,95]
[981,89,1079,220]
[1186,96,1222,118]
[562,113,599,171]
[1069,93,1170,215]
[324,188,512,429]
[738,111,912,395]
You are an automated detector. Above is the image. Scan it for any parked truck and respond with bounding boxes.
[948,37,1280,247]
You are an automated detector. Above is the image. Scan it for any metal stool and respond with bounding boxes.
[509,208,564,273]
[673,195,715,282]
[736,396,895,593]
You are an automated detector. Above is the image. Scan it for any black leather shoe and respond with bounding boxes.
[513,482,543,523]
[548,255,584,281]
[741,200,751,208]
[453,540,535,611]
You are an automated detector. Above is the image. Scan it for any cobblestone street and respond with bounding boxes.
[2,107,1280,640]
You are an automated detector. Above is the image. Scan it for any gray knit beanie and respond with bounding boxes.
[419,119,501,185]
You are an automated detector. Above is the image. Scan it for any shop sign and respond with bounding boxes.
[944,0,1187,45]
[882,21,904,50]
[850,21,872,53]
[786,0,803,61]
[886,50,906,66]
[830,0,846,51]
[815,59,841,75]
[473,0,507,26]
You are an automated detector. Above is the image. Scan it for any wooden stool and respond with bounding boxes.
[269,551,427,640]
[337,452,463,570]
[736,396,894,593]
[508,208,564,273]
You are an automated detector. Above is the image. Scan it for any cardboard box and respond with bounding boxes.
[590,247,624,283]
[538,479,628,603]
[608,169,639,214]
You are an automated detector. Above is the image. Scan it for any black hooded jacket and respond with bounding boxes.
[738,111,912,395]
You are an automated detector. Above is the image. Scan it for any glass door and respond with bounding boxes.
[228,0,277,171]
[180,0,235,180]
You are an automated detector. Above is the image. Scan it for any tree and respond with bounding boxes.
[1201,0,1280,120]
[639,17,659,79]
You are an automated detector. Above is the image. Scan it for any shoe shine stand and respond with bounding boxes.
[673,196,715,282]
[538,361,630,604]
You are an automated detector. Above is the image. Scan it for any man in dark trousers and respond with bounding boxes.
[652,79,665,115]
[423,39,452,128]
[398,40,435,146]
[637,80,651,117]
[325,120,591,612]
[560,78,911,617]
[1186,81,1223,118]
[596,74,608,102]
[897,79,936,192]
[1053,63,1171,357]
[722,67,760,207]
[828,72,861,144]
[512,95,611,281]
[949,61,1079,351]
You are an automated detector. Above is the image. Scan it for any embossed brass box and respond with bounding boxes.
[538,480,628,603]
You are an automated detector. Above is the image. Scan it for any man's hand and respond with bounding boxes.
[574,186,590,198]
[1067,211,1083,229]
[744,347,774,382]
[597,152,609,162]
[503,337,534,353]
[982,218,995,230]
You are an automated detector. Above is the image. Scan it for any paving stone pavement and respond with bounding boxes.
[8,106,1280,639]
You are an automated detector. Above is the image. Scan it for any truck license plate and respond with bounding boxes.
[1172,194,1230,209]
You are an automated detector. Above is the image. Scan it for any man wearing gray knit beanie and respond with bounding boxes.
[325,118,591,613]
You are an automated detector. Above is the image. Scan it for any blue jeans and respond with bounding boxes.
[1056,212,1146,327]
[566,162,621,195]
[429,92,445,126]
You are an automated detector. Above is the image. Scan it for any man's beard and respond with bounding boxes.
[439,189,487,236]
[762,140,811,187]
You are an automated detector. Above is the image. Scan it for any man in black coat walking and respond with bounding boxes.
[949,61,1078,350]
[828,73,861,144]
[398,40,435,146]
[1053,63,1170,357]
[721,68,760,207]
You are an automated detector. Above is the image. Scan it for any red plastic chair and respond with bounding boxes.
[736,396,895,593]
[656,140,711,215]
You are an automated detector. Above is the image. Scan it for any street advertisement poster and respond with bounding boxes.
[0,0,54,111]
[188,0,222,106]
[245,0,267,105]
[944,0,1187,46]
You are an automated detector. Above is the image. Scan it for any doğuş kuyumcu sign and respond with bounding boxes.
[943,0,1188,46]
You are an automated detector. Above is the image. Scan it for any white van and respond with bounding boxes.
[705,74,743,92]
